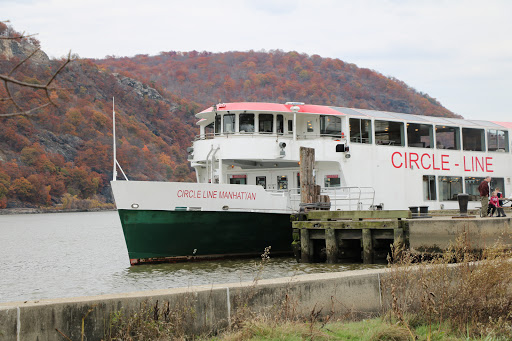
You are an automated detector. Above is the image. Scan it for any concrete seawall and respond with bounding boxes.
[0,269,387,340]
[408,217,512,252]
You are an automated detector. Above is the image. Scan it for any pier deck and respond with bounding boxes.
[291,209,512,264]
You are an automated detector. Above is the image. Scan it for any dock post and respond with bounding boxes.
[325,228,338,263]
[362,229,373,264]
[300,229,312,263]
[300,147,316,205]
[394,227,404,247]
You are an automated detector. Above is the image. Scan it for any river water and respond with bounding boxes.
[0,211,383,303]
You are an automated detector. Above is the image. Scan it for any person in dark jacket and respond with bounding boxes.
[478,176,491,217]
[496,189,507,217]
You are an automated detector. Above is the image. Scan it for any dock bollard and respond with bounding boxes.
[457,193,469,217]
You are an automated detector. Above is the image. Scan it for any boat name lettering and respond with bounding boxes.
[176,189,257,200]
[391,152,494,173]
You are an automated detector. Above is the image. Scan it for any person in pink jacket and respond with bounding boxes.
[488,191,500,217]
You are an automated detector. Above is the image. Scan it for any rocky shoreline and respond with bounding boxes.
[0,207,116,215]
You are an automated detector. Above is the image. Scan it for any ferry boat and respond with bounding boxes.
[111,102,512,265]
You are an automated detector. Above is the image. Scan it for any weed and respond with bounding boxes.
[383,230,512,339]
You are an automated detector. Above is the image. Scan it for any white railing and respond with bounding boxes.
[194,132,343,141]
[278,186,376,211]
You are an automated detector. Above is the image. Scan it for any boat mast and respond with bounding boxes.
[112,97,129,181]
[112,97,118,181]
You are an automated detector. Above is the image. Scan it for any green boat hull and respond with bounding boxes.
[118,209,293,265]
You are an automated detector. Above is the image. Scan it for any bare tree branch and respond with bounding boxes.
[0,49,73,117]
[0,21,38,40]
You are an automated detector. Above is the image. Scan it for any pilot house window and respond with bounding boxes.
[259,114,273,133]
[223,114,235,133]
[239,113,255,133]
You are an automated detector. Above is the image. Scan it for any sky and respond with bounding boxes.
[3,0,511,121]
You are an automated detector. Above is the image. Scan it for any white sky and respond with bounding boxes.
[3,0,511,121]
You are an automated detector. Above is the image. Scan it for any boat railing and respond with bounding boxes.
[283,186,375,211]
[194,132,344,141]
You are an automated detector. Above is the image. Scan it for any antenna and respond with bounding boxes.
[112,97,118,181]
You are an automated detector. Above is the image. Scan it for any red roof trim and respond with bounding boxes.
[492,121,512,129]
[199,102,345,115]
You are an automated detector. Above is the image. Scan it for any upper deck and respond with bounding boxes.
[194,101,511,151]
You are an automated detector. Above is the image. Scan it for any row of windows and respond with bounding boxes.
[350,118,510,152]
[207,113,509,153]
[209,113,343,136]
[423,175,505,201]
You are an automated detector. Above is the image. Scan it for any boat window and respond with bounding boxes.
[306,120,314,132]
[239,113,255,133]
[229,174,246,185]
[375,120,404,146]
[287,120,293,133]
[439,176,462,201]
[320,115,341,137]
[422,175,437,200]
[205,122,214,138]
[324,175,341,188]
[435,126,460,150]
[487,129,509,152]
[464,176,486,201]
[223,114,235,133]
[491,178,505,197]
[277,115,284,134]
[349,118,372,144]
[214,115,221,134]
[407,123,433,148]
[259,114,273,133]
[462,128,485,151]
[277,175,288,190]
[256,176,266,189]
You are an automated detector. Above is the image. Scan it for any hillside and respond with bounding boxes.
[0,23,197,209]
[94,50,458,118]
[1,23,458,209]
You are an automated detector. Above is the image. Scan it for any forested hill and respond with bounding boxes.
[1,22,457,209]
[0,23,198,209]
[94,50,458,118]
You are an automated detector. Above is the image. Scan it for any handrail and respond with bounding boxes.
[194,132,344,141]
[281,186,375,211]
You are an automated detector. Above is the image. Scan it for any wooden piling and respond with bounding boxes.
[325,228,338,263]
[300,147,316,204]
[300,228,312,263]
[362,229,373,264]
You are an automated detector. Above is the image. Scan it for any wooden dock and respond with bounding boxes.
[291,210,411,264]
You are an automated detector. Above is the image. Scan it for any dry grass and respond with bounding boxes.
[384,231,512,339]
[104,236,512,340]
